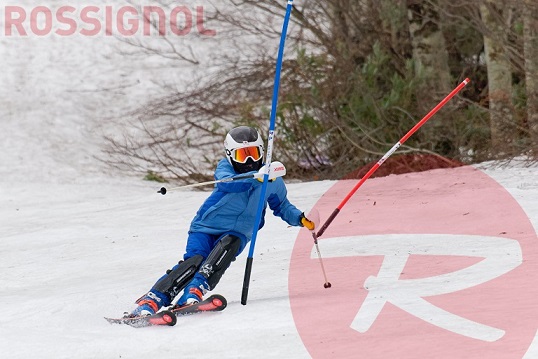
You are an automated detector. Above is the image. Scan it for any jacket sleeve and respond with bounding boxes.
[266,178,303,227]
[214,159,254,193]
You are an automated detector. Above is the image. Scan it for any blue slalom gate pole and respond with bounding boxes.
[241,0,294,305]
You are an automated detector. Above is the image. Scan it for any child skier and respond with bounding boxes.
[127,126,315,317]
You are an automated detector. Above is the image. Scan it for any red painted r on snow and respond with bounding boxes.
[290,166,538,358]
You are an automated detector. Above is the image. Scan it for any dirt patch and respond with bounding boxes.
[343,153,463,180]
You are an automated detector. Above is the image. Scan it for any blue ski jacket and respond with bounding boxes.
[189,158,303,251]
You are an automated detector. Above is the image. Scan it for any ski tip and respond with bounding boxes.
[104,310,177,328]
[210,294,227,311]
[171,294,228,315]
[149,310,177,326]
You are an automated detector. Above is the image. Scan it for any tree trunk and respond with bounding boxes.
[480,0,515,151]
[408,0,453,155]
[331,0,378,64]
[408,0,451,95]
[379,0,412,71]
[523,0,538,150]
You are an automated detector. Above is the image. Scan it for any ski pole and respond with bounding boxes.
[307,209,332,288]
[242,0,294,305]
[158,174,255,194]
[312,231,332,288]
[316,78,470,238]
[157,163,286,194]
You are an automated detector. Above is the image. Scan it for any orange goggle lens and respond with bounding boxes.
[232,146,262,163]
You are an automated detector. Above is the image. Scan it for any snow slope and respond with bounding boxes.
[1,152,536,359]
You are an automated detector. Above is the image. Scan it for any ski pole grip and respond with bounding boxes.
[316,208,340,238]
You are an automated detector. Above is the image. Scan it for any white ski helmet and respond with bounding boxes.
[224,126,265,173]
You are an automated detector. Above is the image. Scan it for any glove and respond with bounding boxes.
[300,213,315,231]
[255,161,286,182]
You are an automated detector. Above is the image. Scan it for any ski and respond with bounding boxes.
[104,294,227,328]
[104,310,177,328]
[170,294,227,316]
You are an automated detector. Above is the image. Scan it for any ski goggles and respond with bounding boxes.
[231,146,263,163]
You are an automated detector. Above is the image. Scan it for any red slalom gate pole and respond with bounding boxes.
[316,78,470,238]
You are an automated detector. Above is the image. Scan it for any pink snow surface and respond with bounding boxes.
[290,165,538,358]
